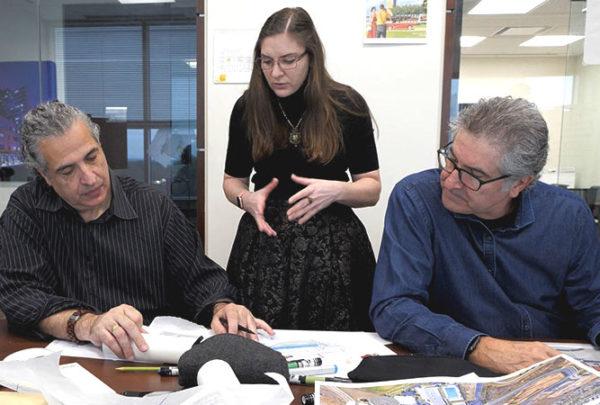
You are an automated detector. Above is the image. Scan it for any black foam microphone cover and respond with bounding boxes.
[177,333,289,386]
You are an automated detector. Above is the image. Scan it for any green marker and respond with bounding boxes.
[116,366,179,376]
[289,374,351,385]
[287,357,323,369]
[304,375,351,385]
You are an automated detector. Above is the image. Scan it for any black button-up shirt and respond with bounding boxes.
[0,173,236,336]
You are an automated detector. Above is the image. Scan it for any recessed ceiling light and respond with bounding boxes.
[460,36,486,47]
[469,0,547,15]
[119,0,175,4]
[520,35,585,47]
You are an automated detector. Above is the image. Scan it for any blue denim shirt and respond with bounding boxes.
[370,169,600,358]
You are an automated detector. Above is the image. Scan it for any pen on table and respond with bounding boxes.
[288,357,323,369]
[288,364,337,376]
[122,391,173,397]
[116,366,179,376]
[122,391,151,397]
[289,375,352,385]
[219,319,256,335]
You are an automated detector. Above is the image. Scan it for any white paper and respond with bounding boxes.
[44,316,394,374]
[584,0,600,65]
[46,316,212,363]
[102,333,198,364]
[3,347,53,362]
[196,359,240,386]
[46,340,106,361]
[0,353,122,404]
[57,363,115,395]
[260,329,395,377]
[180,360,292,405]
[146,316,212,338]
[0,353,44,392]
[0,352,293,405]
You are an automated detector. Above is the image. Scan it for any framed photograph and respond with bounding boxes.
[364,0,428,44]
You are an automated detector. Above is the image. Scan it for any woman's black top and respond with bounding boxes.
[225,86,379,200]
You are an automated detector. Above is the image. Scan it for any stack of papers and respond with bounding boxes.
[44,316,395,374]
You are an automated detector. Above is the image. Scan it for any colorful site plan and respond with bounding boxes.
[316,355,600,405]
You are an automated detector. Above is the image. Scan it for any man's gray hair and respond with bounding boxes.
[451,96,549,181]
[21,101,100,172]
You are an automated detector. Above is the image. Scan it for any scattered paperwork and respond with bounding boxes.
[259,329,395,378]
[0,352,293,405]
[46,316,213,364]
[45,316,395,373]
[101,334,199,364]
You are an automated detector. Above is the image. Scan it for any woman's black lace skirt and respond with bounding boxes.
[226,200,375,331]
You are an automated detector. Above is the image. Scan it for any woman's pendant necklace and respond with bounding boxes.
[277,101,304,146]
[289,127,301,146]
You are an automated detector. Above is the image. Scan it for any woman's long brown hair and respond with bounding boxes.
[244,7,371,163]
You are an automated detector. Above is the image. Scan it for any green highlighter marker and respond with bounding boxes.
[287,357,323,369]
[116,366,179,376]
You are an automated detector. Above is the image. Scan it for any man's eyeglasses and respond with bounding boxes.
[437,142,510,191]
[257,52,307,71]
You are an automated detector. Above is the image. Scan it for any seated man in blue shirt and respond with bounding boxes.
[370,96,600,374]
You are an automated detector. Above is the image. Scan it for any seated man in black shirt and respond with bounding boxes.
[0,101,272,360]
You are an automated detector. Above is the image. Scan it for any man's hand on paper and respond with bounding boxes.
[469,336,560,374]
[211,303,274,341]
[77,304,148,360]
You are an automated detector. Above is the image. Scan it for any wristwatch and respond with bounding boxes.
[66,309,91,344]
[465,335,482,360]
[236,192,246,209]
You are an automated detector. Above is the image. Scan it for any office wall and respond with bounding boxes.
[204,0,447,266]
[0,0,38,62]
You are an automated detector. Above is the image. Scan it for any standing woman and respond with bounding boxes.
[223,7,380,331]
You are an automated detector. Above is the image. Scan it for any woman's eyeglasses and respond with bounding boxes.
[256,52,307,71]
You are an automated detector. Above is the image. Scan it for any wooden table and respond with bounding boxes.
[0,319,347,404]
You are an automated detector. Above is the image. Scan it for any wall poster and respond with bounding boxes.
[364,0,428,44]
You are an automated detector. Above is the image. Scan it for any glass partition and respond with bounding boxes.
[0,0,198,222]
[455,0,598,227]
[558,1,600,220]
